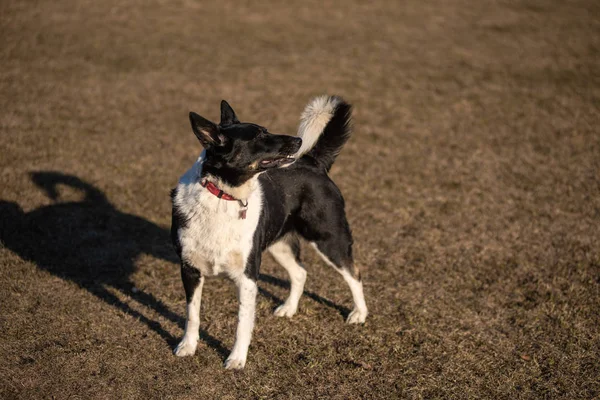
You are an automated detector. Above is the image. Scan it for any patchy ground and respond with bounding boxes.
[1,0,599,398]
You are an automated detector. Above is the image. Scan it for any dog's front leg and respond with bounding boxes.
[224,273,258,370]
[174,262,204,357]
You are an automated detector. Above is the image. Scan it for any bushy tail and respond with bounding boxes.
[295,95,352,171]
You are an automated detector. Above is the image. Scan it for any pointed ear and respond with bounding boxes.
[189,112,226,147]
[220,100,240,126]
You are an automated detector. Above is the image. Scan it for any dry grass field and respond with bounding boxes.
[1,0,599,398]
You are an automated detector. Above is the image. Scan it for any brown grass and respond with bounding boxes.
[1,0,599,398]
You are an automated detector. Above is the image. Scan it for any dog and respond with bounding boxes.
[170,96,368,369]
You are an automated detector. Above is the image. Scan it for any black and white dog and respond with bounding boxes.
[170,96,368,369]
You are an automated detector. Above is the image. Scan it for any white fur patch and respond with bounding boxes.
[174,151,263,369]
[224,274,257,370]
[295,95,341,158]
[268,239,307,317]
[311,243,368,324]
[174,276,205,357]
[173,150,262,280]
[340,269,368,324]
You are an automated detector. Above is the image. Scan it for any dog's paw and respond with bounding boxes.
[224,356,246,370]
[346,307,368,324]
[273,303,297,318]
[173,338,198,357]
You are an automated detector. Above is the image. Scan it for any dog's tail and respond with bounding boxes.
[295,95,352,171]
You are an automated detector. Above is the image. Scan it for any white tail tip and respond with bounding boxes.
[295,96,342,157]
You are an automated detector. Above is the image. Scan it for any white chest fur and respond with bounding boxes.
[173,151,262,278]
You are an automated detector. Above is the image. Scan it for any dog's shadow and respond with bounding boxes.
[258,274,350,317]
[0,172,348,360]
[0,171,231,358]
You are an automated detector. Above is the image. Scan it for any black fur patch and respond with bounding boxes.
[305,99,352,171]
[170,188,187,257]
[245,159,354,279]
[181,261,202,303]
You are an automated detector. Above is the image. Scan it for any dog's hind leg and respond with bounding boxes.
[174,262,204,356]
[267,235,307,318]
[310,239,368,324]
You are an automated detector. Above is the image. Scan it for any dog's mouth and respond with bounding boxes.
[259,154,296,168]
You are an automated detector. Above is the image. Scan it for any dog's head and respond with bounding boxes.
[189,101,302,186]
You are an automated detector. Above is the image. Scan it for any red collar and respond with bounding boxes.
[201,179,238,201]
[201,179,248,219]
